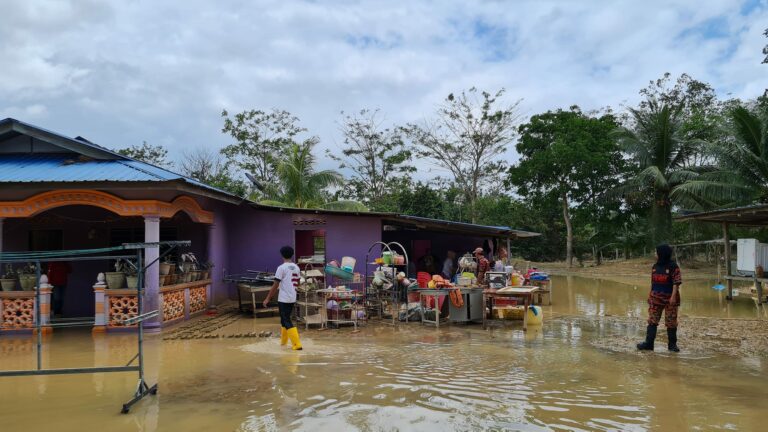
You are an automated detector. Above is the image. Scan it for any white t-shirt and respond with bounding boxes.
[275,262,300,303]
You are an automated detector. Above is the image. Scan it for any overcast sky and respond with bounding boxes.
[1,0,767,173]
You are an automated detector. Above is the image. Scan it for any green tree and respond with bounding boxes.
[180,148,248,197]
[221,108,308,196]
[612,100,706,245]
[117,141,172,168]
[261,141,366,211]
[639,73,725,161]
[675,104,768,206]
[763,28,768,64]
[329,109,414,207]
[508,107,622,267]
[405,88,521,223]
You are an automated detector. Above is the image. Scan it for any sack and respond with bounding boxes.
[449,288,464,307]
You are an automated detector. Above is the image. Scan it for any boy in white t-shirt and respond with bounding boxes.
[263,246,302,350]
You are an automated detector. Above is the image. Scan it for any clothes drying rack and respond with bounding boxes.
[0,240,190,414]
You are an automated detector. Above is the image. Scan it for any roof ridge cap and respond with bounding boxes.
[115,159,167,181]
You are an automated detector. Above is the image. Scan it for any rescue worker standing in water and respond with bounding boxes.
[637,244,681,352]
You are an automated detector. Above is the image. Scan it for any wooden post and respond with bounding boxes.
[723,222,733,300]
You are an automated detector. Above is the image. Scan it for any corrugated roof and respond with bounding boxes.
[675,204,768,226]
[384,214,541,238]
[251,203,540,238]
[0,154,168,182]
[0,118,240,201]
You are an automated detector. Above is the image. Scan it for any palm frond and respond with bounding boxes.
[672,180,752,209]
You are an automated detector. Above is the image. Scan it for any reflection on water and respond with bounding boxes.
[551,275,764,320]
[1,276,766,431]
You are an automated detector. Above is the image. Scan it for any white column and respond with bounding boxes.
[144,215,161,331]
[206,222,219,305]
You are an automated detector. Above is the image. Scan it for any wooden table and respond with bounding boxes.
[483,286,539,331]
[237,283,272,315]
[725,275,767,303]
[530,279,552,305]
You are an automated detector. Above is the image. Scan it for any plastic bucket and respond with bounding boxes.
[526,306,543,325]
[341,256,356,272]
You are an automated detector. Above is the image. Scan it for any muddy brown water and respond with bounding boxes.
[1,276,766,431]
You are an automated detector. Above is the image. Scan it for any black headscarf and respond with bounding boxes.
[656,244,674,266]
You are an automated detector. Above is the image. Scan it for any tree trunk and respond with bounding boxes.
[651,192,673,245]
[562,193,573,268]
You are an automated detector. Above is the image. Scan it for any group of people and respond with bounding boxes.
[437,246,496,286]
[263,242,683,354]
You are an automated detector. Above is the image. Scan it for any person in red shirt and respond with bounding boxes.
[47,261,71,316]
[474,247,490,287]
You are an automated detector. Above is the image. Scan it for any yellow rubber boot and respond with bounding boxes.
[280,327,288,346]
[286,327,303,351]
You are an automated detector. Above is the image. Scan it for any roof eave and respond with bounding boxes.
[0,118,122,160]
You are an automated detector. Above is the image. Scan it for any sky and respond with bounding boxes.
[1,0,767,175]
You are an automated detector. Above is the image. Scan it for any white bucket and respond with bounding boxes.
[341,256,356,273]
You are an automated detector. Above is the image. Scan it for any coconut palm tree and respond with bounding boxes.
[612,100,708,244]
[257,141,367,211]
[674,105,768,206]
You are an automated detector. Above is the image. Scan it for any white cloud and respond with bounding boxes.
[0,0,767,175]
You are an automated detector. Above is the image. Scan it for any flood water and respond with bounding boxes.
[1,276,766,431]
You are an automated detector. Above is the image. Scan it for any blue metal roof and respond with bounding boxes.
[0,118,240,200]
[0,154,174,182]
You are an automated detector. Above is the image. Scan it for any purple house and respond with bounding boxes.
[0,118,537,335]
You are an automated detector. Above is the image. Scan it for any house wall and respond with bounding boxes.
[0,202,216,317]
[206,201,230,304]
[224,207,383,298]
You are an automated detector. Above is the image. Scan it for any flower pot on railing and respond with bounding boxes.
[1,278,16,291]
[105,272,126,289]
[160,262,172,276]
[19,275,36,291]
[126,275,139,289]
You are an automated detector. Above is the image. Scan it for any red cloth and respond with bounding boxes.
[47,262,71,286]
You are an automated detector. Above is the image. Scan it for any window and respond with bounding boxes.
[313,235,325,256]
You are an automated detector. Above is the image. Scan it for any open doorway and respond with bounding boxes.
[295,229,326,265]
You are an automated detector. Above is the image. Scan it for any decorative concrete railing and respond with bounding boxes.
[93,280,210,333]
[0,287,52,334]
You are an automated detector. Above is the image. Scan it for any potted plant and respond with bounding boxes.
[181,253,200,282]
[177,261,189,283]
[1,264,17,291]
[160,255,176,276]
[105,259,127,289]
[124,260,139,289]
[18,263,38,291]
[202,261,213,280]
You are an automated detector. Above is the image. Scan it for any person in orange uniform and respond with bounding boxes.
[637,244,681,352]
[473,247,490,287]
